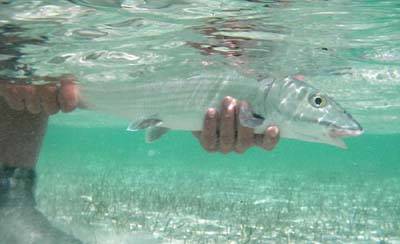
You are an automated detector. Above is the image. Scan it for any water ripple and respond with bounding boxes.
[1,0,399,133]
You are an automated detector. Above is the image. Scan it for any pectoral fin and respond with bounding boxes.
[127,116,169,143]
[146,127,169,143]
[127,116,162,131]
[239,104,264,128]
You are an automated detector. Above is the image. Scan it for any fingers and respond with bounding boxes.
[199,108,219,152]
[0,75,80,115]
[219,97,236,153]
[195,96,280,154]
[2,85,46,114]
[195,98,237,153]
[2,85,41,113]
[256,125,280,151]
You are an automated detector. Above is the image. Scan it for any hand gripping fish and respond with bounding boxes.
[80,75,363,148]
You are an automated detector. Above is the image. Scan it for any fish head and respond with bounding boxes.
[271,77,363,148]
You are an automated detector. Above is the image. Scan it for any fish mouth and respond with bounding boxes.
[326,127,363,149]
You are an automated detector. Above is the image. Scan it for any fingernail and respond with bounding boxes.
[223,96,234,106]
[225,96,233,101]
[207,108,216,118]
[228,98,237,110]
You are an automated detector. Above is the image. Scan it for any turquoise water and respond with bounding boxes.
[1,0,400,243]
[37,125,400,243]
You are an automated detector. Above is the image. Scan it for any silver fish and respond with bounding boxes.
[80,75,363,148]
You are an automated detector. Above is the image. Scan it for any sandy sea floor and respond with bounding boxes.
[35,123,400,243]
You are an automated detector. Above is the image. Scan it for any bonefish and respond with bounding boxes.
[80,74,363,148]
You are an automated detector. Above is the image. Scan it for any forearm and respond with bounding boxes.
[0,97,48,168]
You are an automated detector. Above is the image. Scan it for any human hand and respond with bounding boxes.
[0,75,80,115]
[193,96,280,153]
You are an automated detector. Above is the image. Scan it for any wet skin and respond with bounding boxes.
[0,78,279,154]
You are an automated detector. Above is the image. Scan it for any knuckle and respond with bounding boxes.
[222,96,233,103]
[41,85,57,98]
[7,86,18,96]
[223,109,234,119]
[24,85,34,93]
[204,117,216,128]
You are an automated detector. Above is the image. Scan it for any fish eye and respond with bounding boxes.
[309,93,327,108]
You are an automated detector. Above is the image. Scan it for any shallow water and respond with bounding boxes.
[35,125,400,243]
[1,0,400,243]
